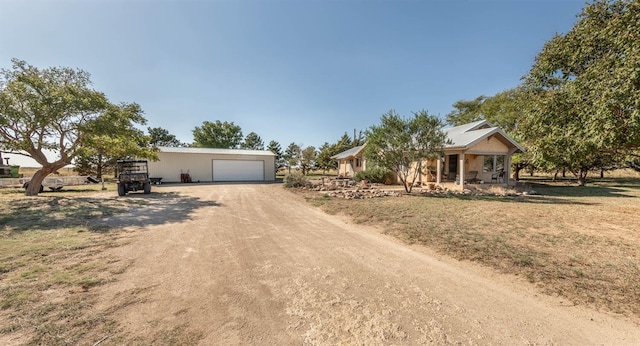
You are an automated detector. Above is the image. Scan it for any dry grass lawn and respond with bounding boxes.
[0,184,201,345]
[301,176,640,319]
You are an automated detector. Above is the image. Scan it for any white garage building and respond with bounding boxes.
[148,147,276,183]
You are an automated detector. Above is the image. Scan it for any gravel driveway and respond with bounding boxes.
[97,183,640,344]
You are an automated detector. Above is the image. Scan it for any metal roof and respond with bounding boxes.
[157,146,276,156]
[330,145,365,160]
[444,120,525,152]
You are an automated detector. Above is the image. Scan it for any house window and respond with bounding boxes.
[483,155,506,172]
[483,156,494,172]
[496,155,505,172]
[355,158,361,167]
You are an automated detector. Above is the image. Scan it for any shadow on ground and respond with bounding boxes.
[525,182,638,198]
[0,192,221,233]
[411,180,639,205]
[412,193,597,205]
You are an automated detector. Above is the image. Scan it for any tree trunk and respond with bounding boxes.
[576,169,588,186]
[398,175,411,193]
[514,166,521,181]
[97,153,103,179]
[25,167,53,196]
[553,170,559,181]
[600,168,604,178]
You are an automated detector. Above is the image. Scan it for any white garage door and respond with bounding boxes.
[212,160,264,181]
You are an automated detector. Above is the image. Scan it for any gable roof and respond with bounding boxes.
[157,146,276,156]
[444,120,525,152]
[330,145,365,160]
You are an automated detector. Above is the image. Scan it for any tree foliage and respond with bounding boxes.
[0,59,152,195]
[267,140,284,172]
[241,132,264,150]
[316,142,336,173]
[446,89,523,133]
[148,126,182,147]
[299,146,317,175]
[364,110,448,193]
[75,103,155,178]
[445,95,487,126]
[316,132,356,173]
[447,88,534,180]
[192,120,243,148]
[519,0,640,185]
[283,142,300,174]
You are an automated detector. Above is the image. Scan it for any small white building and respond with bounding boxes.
[149,147,276,183]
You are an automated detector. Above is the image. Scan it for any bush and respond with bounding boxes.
[354,167,394,184]
[283,171,311,188]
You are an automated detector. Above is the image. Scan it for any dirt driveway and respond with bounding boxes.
[98,183,640,344]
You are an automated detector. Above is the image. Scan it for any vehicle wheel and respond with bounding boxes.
[143,182,151,194]
[118,184,126,196]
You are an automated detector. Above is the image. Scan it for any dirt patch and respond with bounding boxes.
[93,183,640,344]
[3,183,640,344]
[0,189,217,345]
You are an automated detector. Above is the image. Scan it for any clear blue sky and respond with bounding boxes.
[1,0,585,165]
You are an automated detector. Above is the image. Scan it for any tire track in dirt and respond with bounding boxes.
[97,184,640,345]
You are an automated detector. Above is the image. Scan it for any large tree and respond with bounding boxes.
[445,95,487,126]
[148,126,182,147]
[316,142,336,173]
[316,133,356,174]
[519,0,640,185]
[446,89,524,133]
[364,110,448,193]
[75,103,155,178]
[267,140,284,172]
[283,142,300,174]
[0,59,152,195]
[192,120,243,148]
[299,146,317,175]
[241,132,264,150]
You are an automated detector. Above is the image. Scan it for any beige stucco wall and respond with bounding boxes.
[466,154,483,173]
[148,152,275,182]
[337,157,365,177]
[466,136,510,154]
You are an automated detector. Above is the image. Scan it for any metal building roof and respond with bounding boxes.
[157,146,276,156]
[330,145,365,159]
[444,120,525,152]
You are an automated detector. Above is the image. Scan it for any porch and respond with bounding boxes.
[412,151,517,191]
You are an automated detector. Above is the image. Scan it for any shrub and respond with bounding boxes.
[283,171,311,188]
[354,167,394,184]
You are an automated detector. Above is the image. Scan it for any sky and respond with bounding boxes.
[1,0,586,167]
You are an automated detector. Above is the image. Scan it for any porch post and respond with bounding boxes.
[436,157,442,184]
[459,153,465,191]
[506,148,517,186]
